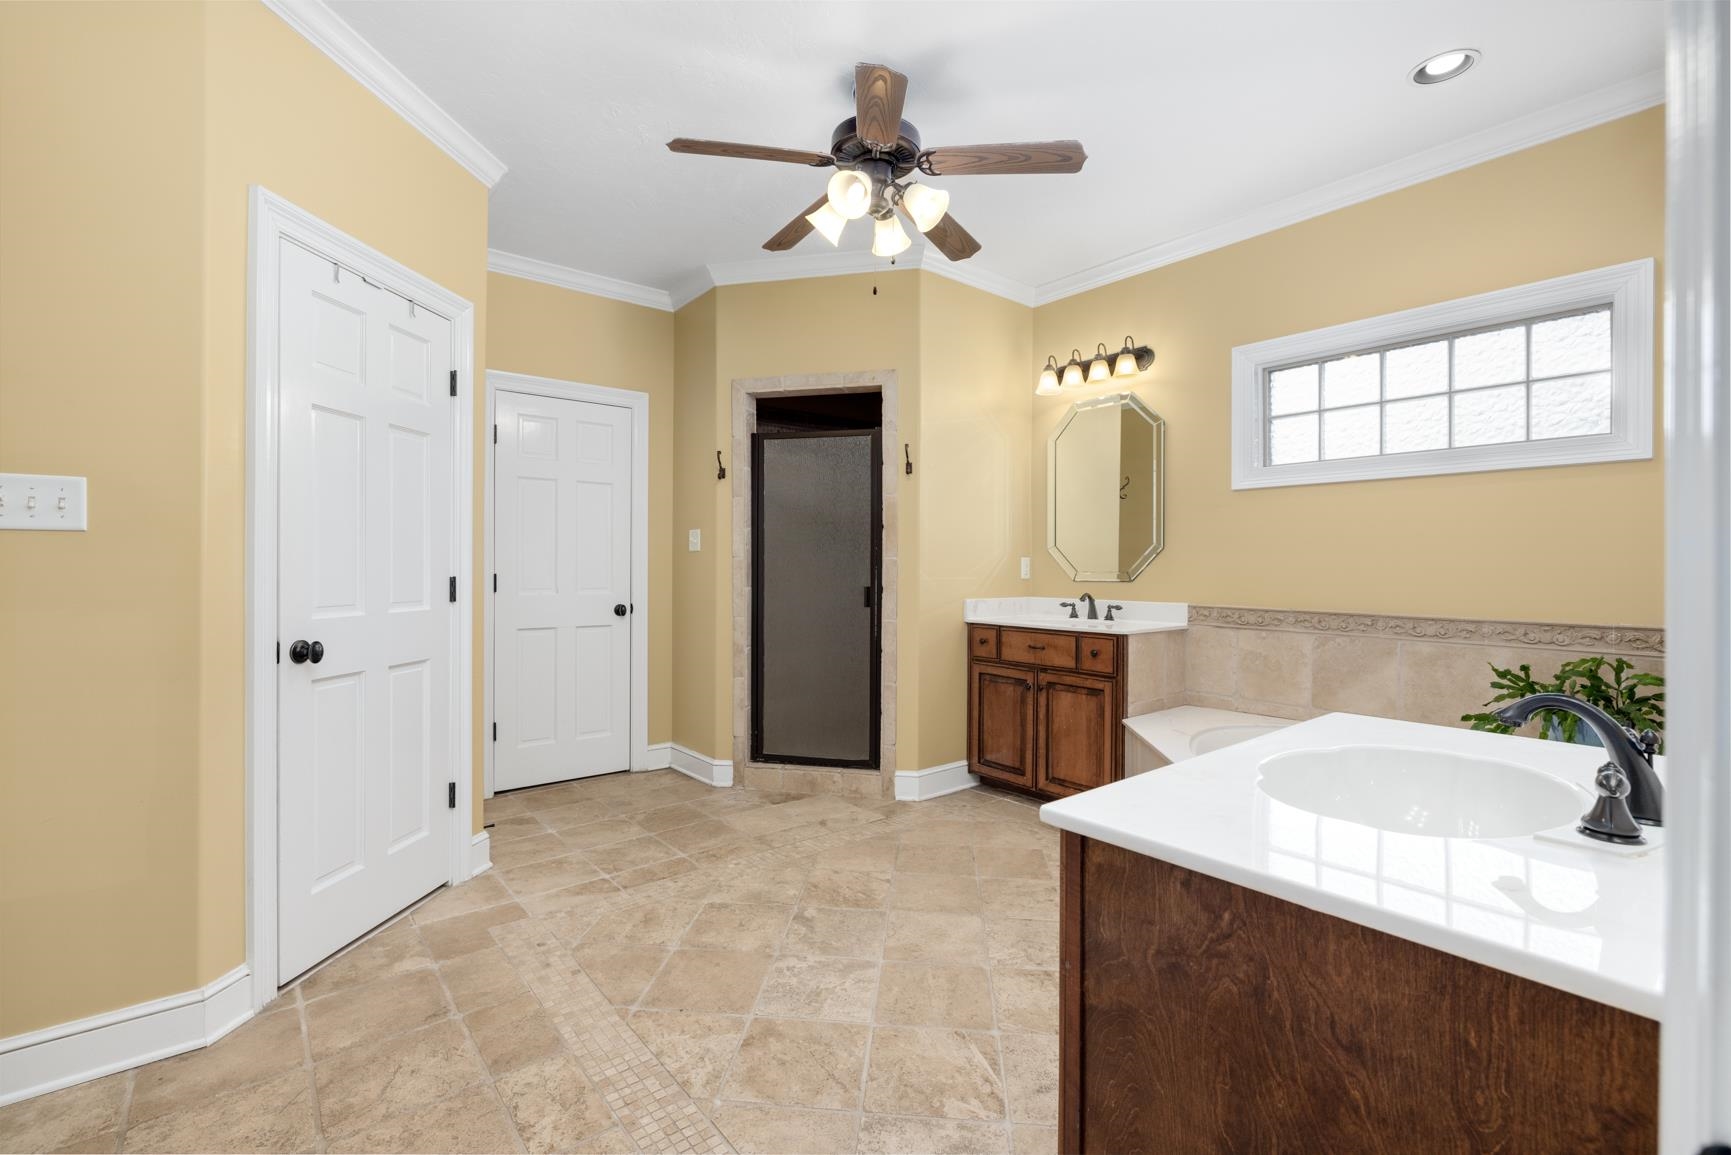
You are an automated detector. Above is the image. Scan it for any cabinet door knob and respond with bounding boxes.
[1090,648,1100,658]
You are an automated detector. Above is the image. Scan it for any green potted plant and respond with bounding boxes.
[1461,656,1664,749]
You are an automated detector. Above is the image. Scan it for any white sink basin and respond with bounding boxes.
[1255,745,1587,838]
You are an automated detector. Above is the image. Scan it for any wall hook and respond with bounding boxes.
[904,444,913,476]
[716,450,726,480]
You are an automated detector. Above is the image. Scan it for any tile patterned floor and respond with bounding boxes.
[0,771,1061,1154]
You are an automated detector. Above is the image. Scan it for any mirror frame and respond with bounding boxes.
[1046,391,1166,581]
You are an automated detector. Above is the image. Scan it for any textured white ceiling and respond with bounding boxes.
[329,0,1663,298]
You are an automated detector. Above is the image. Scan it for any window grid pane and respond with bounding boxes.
[1264,305,1611,466]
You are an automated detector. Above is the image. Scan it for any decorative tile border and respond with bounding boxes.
[1189,605,1664,655]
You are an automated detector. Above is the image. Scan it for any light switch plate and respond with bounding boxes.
[0,474,87,531]
[688,529,702,552]
[1020,556,1031,580]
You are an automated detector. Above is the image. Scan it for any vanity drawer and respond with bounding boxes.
[969,626,999,660]
[1077,635,1117,674]
[1000,629,1078,669]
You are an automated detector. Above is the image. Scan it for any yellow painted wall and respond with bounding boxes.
[1032,109,1666,626]
[915,275,1034,766]
[0,0,209,1036]
[0,0,490,1035]
[484,272,676,762]
[671,291,721,757]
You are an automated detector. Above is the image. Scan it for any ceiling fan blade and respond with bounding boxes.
[763,195,833,252]
[904,205,982,262]
[920,141,1087,176]
[667,138,834,167]
[854,63,909,150]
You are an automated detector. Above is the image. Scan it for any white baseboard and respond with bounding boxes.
[895,761,981,801]
[643,742,673,771]
[0,965,252,1108]
[469,830,492,877]
[669,743,733,788]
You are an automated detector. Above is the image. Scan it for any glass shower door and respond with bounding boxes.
[750,429,881,767]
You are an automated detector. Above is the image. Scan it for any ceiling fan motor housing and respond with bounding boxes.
[830,116,922,178]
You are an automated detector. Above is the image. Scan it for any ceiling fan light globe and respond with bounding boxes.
[806,204,847,246]
[900,183,950,233]
[827,170,873,220]
[872,213,912,257]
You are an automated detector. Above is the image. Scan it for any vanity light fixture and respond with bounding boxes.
[1036,337,1154,394]
[1036,356,1063,396]
[1409,48,1479,85]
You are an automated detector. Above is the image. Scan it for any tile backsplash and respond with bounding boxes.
[1180,606,1664,731]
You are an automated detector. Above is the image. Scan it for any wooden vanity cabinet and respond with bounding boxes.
[967,626,1126,799]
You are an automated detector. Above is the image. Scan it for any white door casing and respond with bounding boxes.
[247,186,475,1009]
[274,239,455,980]
[494,391,633,790]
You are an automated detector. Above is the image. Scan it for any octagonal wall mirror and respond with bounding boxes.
[1047,393,1165,581]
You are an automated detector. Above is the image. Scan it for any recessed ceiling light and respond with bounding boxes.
[1410,48,1480,85]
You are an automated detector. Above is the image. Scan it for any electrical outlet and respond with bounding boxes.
[0,474,87,531]
[1020,556,1031,580]
[688,528,702,552]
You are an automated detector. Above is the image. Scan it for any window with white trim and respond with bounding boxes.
[1230,260,1653,489]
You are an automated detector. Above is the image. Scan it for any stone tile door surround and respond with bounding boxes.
[731,371,899,799]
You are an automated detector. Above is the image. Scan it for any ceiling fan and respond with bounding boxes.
[667,62,1087,263]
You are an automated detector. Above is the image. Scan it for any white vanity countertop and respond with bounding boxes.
[963,597,1186,636]
[1040,713,1666,1019]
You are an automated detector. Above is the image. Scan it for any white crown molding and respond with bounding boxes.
[261,0,507,189]
[667,243,1039,311]
[1034,69,1665,305]
[488,249,674,312]
[0,966,251,1108]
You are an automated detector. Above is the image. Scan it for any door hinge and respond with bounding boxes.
[449,370,457,397]
[449,576,457,603]
[493,573,497,592]
[447,782,456,809]
[493,424,498,444]
[276,640,280,664]
[492,722,497,742]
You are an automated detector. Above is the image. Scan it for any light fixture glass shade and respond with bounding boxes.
[1087,343,1111,382]
[1114,337,1139,377]
[826,170,873,220]
[805,203,847,246]
[1061,352,1085,389]
[899,182,950,233]
[1035,357,1062,396]
[872,213,911,257]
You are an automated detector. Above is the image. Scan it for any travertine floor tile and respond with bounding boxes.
[580,900,704,948]
[121,1068,315,1154]
[304,968,449,1058]
[490,832,571,871]
[322,1080,518,1154]
[678,903,791,952]
[889,873,982,914]
[883,910,987,963]
[439,945,531,1013]
[624,1011,746,1099]
[612,857,697,889]
[754,956,879,1022]
[640,950,773,1014]
[1012,1123,1059,1154]
[630,803,708,833]
[583,836,680,875]
[484,813,550,845]
[465,993,567,1076]
[300,919,432,999]
[1001,1033,1059,1125]
[973,847,1051,880]
[992,969,1059,1034]
[570,942,670,1005]
[314,1019,486,1137]
[782,906,886,958]
[897,844,977,876]
[720,1019,869,1110]
[555,816,650,847]
[0,1072,129,1154]
[855,1114,1010,1154]
[707,1103,858,1154]
[411,874,514,924]
[495,1053,616,1153]
[800,867,891,909]
[128,1005,304,1124]
[416,902,530,962]
[984,919,1059,970]
[497,852,605,897]
[980,879,1057,921]
[875,963,995,1029]
[863,1028,1004,1120]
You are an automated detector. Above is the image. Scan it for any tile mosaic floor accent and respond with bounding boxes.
[0,770,1060,1154]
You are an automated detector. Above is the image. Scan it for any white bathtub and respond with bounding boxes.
[1124,705,1293,773]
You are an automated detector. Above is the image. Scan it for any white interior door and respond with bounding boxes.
[276,239,455,980]
[494,391,632,791]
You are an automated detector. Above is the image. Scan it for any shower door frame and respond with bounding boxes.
[748,427,883,769]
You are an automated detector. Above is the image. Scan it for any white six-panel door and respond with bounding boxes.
[276,239,455,980]
[494,392,632,790]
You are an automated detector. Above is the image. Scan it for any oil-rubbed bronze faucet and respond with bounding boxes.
[1494,693,1663,842]
[1076,592,1098,620]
